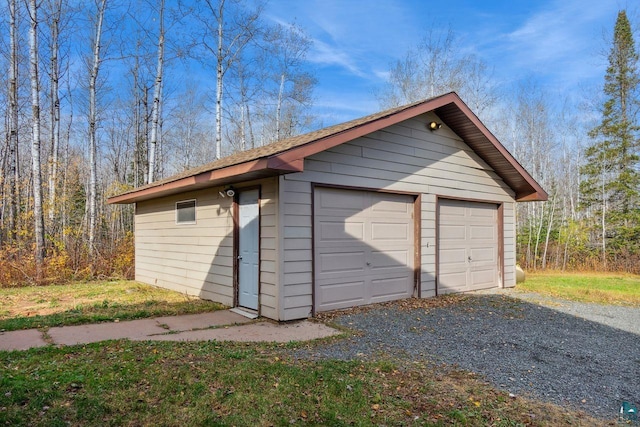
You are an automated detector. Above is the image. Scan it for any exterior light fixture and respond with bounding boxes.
[428,121,442,131]
[219,186,236,197]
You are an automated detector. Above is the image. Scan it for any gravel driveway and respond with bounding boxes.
[297,290,640,420]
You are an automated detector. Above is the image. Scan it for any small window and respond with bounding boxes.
[176,200,196,224]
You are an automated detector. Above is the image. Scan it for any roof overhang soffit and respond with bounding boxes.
[432,100,547,202]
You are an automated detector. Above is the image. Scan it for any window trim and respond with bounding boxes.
[175,199,197,224]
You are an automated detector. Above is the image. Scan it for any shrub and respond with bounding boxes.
[0,233,135,288]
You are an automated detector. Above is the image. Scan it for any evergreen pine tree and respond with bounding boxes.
[580,10,640,260]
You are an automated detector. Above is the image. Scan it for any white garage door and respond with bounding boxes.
[438,199,499,294]
[314,187,415,312]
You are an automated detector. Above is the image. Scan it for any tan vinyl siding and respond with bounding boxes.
[420,194,437,297]
[135,187,235,306]
[277,177,313,320]
[279,112,516,320]
[503,202,516,287]
[259,178,279,320]
[135,177,280,319]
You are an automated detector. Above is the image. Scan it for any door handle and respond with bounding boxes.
[366,261,371,266]
[468,256,472,262]
[238,256,243,260]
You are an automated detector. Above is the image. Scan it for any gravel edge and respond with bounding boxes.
[293,291,640,420]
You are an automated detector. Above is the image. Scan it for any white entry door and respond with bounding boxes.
[238,189,259,310]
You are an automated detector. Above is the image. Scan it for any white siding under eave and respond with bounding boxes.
[278,112,517,321]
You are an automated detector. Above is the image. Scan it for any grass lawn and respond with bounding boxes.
[0,281,224,332]
[517,271,640,306]
[0,340,602,426]
[0,274,626,425]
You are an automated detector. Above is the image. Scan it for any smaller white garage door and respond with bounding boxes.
[438,199,499,294]
[314,188,415,312]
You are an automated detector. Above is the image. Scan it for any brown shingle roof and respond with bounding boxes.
[108,92,547,204]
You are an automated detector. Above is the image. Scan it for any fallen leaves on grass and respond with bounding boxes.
[314,294,468,322]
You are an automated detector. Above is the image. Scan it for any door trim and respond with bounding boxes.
[435,196,504,295]
[233,186,261,312]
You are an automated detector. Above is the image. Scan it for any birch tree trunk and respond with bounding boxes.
[533,202,545,270]
[601,170,607,268]
[541,193,556,269]
[275,73,284,140]
[7,0,19,242]
[526,205,533,267]
[215,0,225,159]
[131,56,144,187]
[240,105,246,150]
[47,0,62,225]
[88,0,106,255]
[28,0,46,271]
[61,78,74,248]
[147,0,165,183]
[198,0,262,159]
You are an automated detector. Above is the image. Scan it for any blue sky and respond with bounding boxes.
[262,0,629,124]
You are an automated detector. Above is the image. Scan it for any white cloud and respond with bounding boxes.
[503,0,619,83]
[265,0,415,81]
[264,0,624,120]
[307,38,369,78]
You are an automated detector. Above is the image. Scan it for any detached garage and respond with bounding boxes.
[108,92,547,321]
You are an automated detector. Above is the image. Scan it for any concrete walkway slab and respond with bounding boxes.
[141,320,340,343]
[0,311,341,351]
[48,318,164,346]
[0,329,48,351]
[153,310,251,331]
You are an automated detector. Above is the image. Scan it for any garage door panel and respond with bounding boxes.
[316,280,366,311]
[470,268,497,289]
[317,251,366,275]
[439,200,466,218]
[468,204,496,218]
[438,272,467,293]
[469,225,495,240]
[439,224,466,241]
[439,263,467,275]
[439,247,467,265]
[317,220,365,242]
[314,188,415,312]
[317,188,367,211]
[438,199,499,294]
[370,249,409,267]
[371,221,410,241]
[370,276,414,301]
[469,247,497,263]
[370,196,412,214]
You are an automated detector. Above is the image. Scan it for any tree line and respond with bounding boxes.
[0,3,638,286]
[378,12,640,274]
[0,0,316,284]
